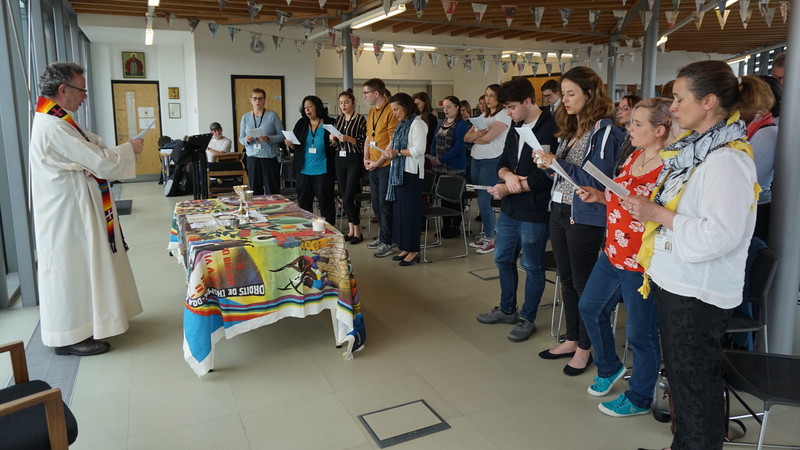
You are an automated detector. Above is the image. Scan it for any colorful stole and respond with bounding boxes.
[36,96,126,253]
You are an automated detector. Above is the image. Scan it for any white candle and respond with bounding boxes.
[312,217,326,232]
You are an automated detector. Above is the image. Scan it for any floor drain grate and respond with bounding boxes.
[358,399,450,448]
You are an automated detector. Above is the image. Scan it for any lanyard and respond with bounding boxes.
[252,112,264,129]
[371,103,389,137]
[309,120,321,143]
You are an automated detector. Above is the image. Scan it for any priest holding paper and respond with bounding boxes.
[30,62,143,356]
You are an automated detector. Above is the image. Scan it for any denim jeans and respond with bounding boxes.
[494,212,549,321]
[578,253,661,409]
[471,156,500,239]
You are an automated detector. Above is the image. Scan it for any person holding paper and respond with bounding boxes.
[575,98,673,418]
[30,62,143,356]
[477,78,557,342]
[330,89,367,244]
[464,84,512,254]
[239,88,284,195]
[621,61,758,450]
[362,78,399,258]
[429,96,470,238]
[206,122,232,162]
[285,95,336,225]
[534,66,625,376]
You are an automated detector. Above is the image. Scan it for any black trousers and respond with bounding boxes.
[369,165,393,245]
[549,202,605,350]
[654,284,732,450]
[392,173,422,253]
[336,157,364,225]
[247,156,281,195]
[296,172,336,225]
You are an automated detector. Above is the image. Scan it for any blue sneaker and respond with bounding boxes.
[598,393,650,417]
[587,365,627,397]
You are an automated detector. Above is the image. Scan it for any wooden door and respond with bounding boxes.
[231,76,285,152]
[111,81,162,176]
[525,75,561,107]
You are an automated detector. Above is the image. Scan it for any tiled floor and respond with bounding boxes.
[2,181,800,449]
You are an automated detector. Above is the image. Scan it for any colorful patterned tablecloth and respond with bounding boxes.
[168,195,365,376]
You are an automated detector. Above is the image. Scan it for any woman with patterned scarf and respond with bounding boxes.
[622,61,759,450]
[383,93,428,266]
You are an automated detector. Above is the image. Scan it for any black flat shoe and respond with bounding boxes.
[399,254,420,266]
[343,234,352,242]
[392,252,409,261]
[55,337,110,356]
[563,354,593,376]
[538,349,576,360]
[349,236,363,245]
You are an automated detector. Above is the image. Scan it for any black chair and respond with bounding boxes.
[722,350,800,449]
[0,341,78,450]
[422,175,468,263]
[726,247,779,352]
[279,159,297,200]
[206,152,247,198]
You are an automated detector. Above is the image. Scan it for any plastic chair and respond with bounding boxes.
[0,341,78,449]
[422,175,468,263]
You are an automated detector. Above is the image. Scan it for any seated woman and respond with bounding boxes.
[285,95,336,224]
[429,96,470,238]
[577,98,675,418]
[383,93,428,266]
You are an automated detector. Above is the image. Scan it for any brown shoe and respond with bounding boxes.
[55,337,110,356]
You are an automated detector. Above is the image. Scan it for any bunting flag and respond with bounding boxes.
[165,12,176,27]
[319,0,326,6]
[501,61,510,73]
[410,51,417,66]
[463,56,473,73]
[740,0,752,27]
[648,0,656,10]
[482,58,490,75]
[472,3,487,23]
[597,58,604,71]
[503,5,518,26]
[303,19,316,40]
[430,52,440,66]
[524,52,534,65]
[414,0,428,18]
[587,46,593,59]
[445,55,457,71]
[286,0,291,5]
[559,8,573,27]
[315,42,324,57]
[717,0,726,13]
[531,7,545,28]
[442,1,457,21]
[665,10,679,28]
[694,10,706,29]
[537,51,546,62]
[219,0,227,9]
[695,0,704,14]
[509,53,518,64]
[625,38,634,47]
[619,54,625,67]
[545,62,553,76]
[613,10,626,30]
[384,0,391,14]
[374,41,384,63]
[779,2,789,23]
[208,22,219,37]
[188,18,200,33]
[414,50,425,66]
[588,10,601,30]
[640,11,653,30]
[531,61,540,75]
[556,49,564,63]
[763,7,776,26]
[559,61,566,74]
[273,35,283,49]
[673,0,682,9]
[228,26,238,41]
[247,0,263,20]
[250,32,262,52]
[295,40,303,54]
[516,61,525,74]
[621,0,627,5]
[327,28,337,47]
[350,34,360,50]
[276,10,291,31]
[354,45,363,62]
[630,52,636,63]
[392,44,403,64]
[716,8,731,28]
[491,54,501,64]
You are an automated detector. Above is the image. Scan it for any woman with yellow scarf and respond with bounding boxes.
[622,61,758,450]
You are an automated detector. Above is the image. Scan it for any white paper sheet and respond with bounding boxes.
[466,184,493,190]
[282,130,301,145]
[469,116,488,130]
[514,126,543,151]
[247,128,265,138]
[424,154,437,160]
[583,161,630,197]
[370,143,385,153]
[132,119,156,140]
[322,124,342,137]
[550,160,586,194]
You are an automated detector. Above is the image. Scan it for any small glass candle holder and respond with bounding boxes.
[311,217,326,232]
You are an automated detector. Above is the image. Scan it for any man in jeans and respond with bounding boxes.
[477,79,558,342]
[362,78,399,258]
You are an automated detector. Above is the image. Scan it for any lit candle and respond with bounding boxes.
[311,217,326,232]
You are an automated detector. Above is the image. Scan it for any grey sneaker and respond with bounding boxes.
[367,238,382,249]
[476,306,518,325]
[507,317,537,342]
[373,243,394,258]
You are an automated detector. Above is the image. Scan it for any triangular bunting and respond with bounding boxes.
[716,9,731,28]
[188,18,200,33]
[559,8,573,26]
[208,23,219,37]
[587,46,593,59]
[392,44,403,65]
[219,0,227,9]
[303,20,316,40]
[509,53,518,64]
[673,0,682,9]
[374,41,384,63]
[384,0,391,14]
[482,59,490,75]
[531,61,540,75]
[588,10,601,30]
[414,0,428,18]
[350,33,360,49]
[717,0,726,13]
[763,7,776,26]
[492,54,501,64]
[430,52,440,66]
[597,58,604,71]
[445,55,457,71]
[559,62,566,74]
[545,62,553,76]
[531,6,545,28]
[640,11,653,30]
[227,26,238,42]
[442,1,457,21]
[472,3,487,23]
[165,12,176,27]
[247,0,263,20]
[694,10,706,29]
[630,52,636,63]
[516,61,525,74]
[695,0,704,14]
[273,36,283,49]
[501,61,510,74]
[740,0,752,25]
[613,10,626,30]
[665,10,679,29]
[295,40,304,54]
[556,50,564,62]
[503,5,517,26]
[276,10,291,31]
[463,57,473,73]
[315,43,324,57]
[779,2,789,23]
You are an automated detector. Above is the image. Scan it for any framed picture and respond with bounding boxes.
[122,51,146,78]
[168,87,180,99]
[168,103,181,119]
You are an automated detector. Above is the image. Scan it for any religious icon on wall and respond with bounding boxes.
[122,51,146,78]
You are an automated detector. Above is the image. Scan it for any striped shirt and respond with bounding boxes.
[333,113,367,154]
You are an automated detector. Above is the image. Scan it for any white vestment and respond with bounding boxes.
[29,112,143,347]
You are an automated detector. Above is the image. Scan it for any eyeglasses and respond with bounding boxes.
[65,83,87,93]
[617,106,632,112]
[363,90,376,96]
[251,96,265,101]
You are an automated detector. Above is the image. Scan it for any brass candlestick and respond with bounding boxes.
[233,185,248,217]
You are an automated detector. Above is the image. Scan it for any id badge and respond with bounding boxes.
[339,150,347,158]
[309,147,317,154]
[370,140,376,148]
[552,191,563,203]
[654,233,672,253]
[253,143,261,150]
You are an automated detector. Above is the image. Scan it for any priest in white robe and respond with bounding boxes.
[29,62,144,356]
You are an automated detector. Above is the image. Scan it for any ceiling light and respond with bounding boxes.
[351,4,406,30]
[656,35,668,47]
[145,28,154,45]
[148,0,160,6]
[401,44,437,51]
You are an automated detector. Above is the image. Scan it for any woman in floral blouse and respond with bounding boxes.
[576,98,676,418]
